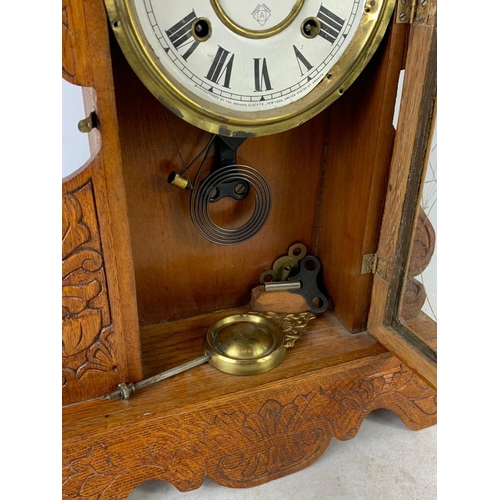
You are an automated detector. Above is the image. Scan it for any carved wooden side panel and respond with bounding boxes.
[62,0,143,405]
[62,356,436,499]
[400,207,436,320]
[62,0,93,86]
[62,174,119,404]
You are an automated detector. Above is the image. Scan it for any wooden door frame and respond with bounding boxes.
[367,1,437,390]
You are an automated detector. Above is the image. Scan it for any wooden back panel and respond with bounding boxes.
[318,22,408,332]
[111,40,331,325]
[110,19,405,331]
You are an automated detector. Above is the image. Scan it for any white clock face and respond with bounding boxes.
[134,0,365,112]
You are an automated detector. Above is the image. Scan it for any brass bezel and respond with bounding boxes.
[104,0,396,137]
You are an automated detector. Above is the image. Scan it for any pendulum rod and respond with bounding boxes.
[106,355,210,400]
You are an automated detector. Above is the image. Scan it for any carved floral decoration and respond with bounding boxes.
[62,444,125,500]
[62,182,116,388]
[63,362,436,498]
[211,392,327,484]
[62,0,92,86]
[62,3,76,81]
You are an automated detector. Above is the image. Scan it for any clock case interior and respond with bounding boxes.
[62,1,436,496]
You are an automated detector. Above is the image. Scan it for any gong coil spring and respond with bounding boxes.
[190,164,272,245]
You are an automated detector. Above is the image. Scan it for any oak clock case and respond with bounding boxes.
[62,0,436,498]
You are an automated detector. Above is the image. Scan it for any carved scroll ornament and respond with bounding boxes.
[62,181,117,399]
[401,207,436,320]
[62,359,436,498]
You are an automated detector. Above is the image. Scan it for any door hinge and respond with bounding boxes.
[361,253,391,281]
[395,0,431,24]
[361,253,378,275]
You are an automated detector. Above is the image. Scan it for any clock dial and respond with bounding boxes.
[106,0,395,136]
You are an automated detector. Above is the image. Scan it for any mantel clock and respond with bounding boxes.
[62,0,437,497]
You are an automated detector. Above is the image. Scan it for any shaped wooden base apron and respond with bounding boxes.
[62,350,436,499]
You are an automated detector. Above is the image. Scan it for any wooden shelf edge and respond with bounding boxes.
[63,347,436,499]
[63,310,386,433]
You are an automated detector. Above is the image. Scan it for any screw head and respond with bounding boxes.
[234,182,247,195]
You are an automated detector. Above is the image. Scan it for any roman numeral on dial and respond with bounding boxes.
[317,5,345,44]
[165,10,199,60]
[254,58,272,92]
[206,46,234,88]
[293,46,313,76]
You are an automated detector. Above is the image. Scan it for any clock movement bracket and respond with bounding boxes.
[209,135,249,202]
[181,134,272,245]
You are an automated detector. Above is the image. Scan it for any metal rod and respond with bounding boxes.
[106,355,210,400]
[264,281,301,291]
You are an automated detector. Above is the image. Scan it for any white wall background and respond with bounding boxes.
[62,79,90,178]
[420,129,437,320]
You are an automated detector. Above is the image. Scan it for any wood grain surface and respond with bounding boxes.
[106,14,404,332]
[317,20,408,332]
[62,0,143,405]
[368,2,437,389]
[62,1,438,497]
[63,342,436,498]
[111,38,330,325]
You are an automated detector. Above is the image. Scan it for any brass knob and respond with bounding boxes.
[78,111,98,133]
